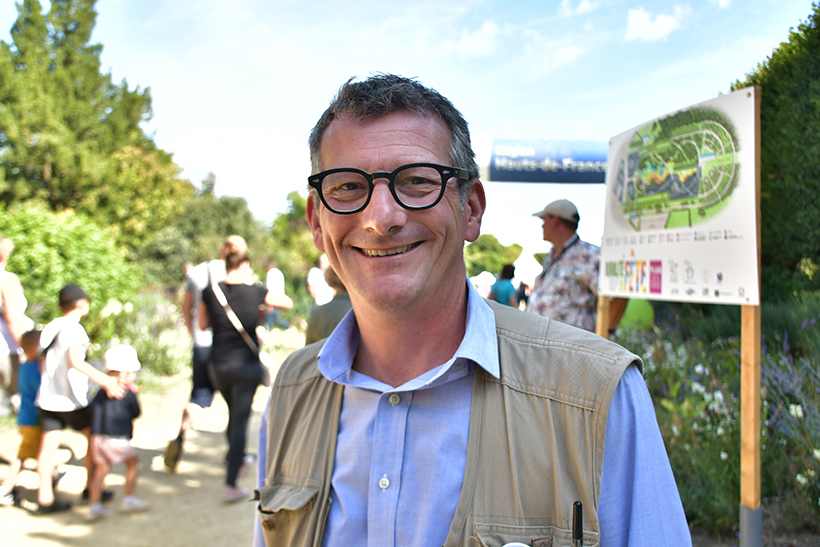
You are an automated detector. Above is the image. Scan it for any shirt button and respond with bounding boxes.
[388,393,400,406]
[378,476,390,490]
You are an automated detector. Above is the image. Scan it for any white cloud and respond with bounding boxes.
[559,0,602,17]
[709,0,732,7]
[625,5,691,42]
[523,30,585,77]
[443,20,499,57]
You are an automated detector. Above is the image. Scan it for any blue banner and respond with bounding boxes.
[489,139,607,183]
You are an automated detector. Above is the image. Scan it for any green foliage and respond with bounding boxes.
[267,191,321,320]
[0,0,193,252]
[135,178,267,290]
[615,296,820,535]
[84,291,189,379]
[464,234,522,277]
[0,201,140,323]
[732,4,820,300]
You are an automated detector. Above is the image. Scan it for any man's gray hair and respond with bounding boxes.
[308,74,479,202]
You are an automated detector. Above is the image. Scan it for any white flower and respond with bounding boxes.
[672,425,680,437]
[796,474,808,486]
[720,452,728,461]
[813,449,820,462]
[691,382,706,395]
[716,427,725,436]
[713,391,724,403]
[694,364,706,376]
[789,404,805,420]
[124,302,134,313]
[100,299,124,318]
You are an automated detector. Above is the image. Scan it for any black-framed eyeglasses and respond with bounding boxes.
[308,163,471,215]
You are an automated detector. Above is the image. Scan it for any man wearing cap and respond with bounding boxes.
[529,199,627,333]
[36,284,125,513]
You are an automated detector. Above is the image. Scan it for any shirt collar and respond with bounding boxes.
[318,279,500,392]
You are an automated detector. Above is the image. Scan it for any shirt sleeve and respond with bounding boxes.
[131,392,141,419]
[598,364,691,546]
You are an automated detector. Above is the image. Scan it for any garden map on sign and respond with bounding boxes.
[609,107,739,232]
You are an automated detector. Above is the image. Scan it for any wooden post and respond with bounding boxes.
[740,85,763,547]
[595,295,610,338]
[740,305,762,545]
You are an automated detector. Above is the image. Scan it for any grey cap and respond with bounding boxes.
[532,199,580,223]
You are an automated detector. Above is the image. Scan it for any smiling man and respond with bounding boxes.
[255,75,691,547]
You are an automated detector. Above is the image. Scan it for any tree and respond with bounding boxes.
[266,191,320,319]
[0,0,193,251]
[464,234,523,278]
[135,175,268,290]
[732,4,820,299]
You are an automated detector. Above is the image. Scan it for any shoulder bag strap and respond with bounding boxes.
[39,327,62,359]
[210,280,259,355]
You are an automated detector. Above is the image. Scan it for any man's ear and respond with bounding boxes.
[463,180,486,243]
[306,193,325,253]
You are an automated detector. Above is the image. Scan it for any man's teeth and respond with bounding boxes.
[363,245,412,257]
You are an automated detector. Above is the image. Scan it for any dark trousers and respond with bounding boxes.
[208,359,262,486]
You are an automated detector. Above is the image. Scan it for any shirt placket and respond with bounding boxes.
[367,390,412,547]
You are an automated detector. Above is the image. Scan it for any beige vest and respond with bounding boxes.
[258,301,641,547]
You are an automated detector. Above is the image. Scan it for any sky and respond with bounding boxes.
[1,0,815,281]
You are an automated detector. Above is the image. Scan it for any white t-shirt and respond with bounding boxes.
[0,269,27,357]
[265,267,286,298]
[187,259,227,347]
[36,316,91,412]
[307,267,334,306]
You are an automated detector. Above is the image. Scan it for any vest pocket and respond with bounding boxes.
[473,522,595,547]
[257,484,319,546]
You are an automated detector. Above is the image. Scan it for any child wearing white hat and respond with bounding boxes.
[86,344,149,520]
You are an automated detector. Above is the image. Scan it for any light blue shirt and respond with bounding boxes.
[255,282,690,547]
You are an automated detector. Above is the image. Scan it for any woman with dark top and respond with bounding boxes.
[199,242,292,502]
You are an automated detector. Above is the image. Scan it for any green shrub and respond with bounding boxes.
[85,291,190,379]
[616,300,820,535]
[0,202,141,323]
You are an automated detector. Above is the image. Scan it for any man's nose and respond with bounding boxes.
[360,178,406,234]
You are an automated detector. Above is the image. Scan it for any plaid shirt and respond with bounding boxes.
[527,234,600,332]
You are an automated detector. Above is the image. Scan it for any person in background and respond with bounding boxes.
[264,261,291,330]
[0,235,28,415]
[165,235,247,473]
[254,74,690,546]
[528,199,628,334]
[0,330,64,506]
[488,264,518,307]
[200,242,292,503]
[86,344,149,521]
[306,254,334,306]
[304,266,353,345]
[36,284,125,514]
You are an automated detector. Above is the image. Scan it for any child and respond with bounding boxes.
[0,330,64,505]
[36,284,125,514]
[86,344,149,520]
